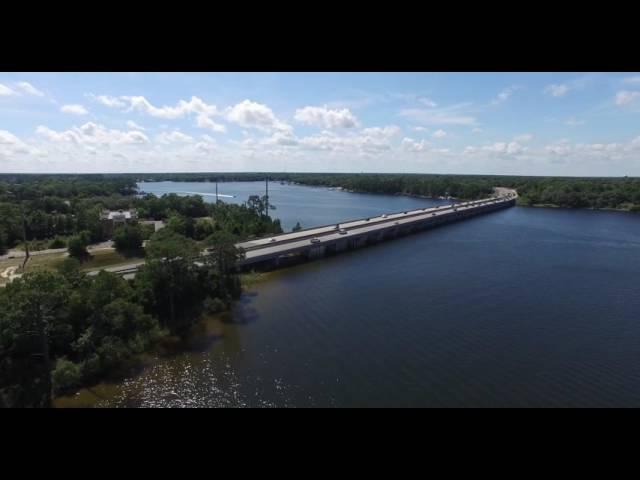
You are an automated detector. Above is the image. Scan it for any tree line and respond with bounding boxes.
[69,172,640,211]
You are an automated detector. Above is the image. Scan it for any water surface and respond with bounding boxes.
[57,182,640,407]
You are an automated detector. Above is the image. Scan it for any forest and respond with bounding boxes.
[0,175,282,407]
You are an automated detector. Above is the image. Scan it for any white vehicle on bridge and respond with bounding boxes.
[310,237,321,244]
[338,229,348,235]
[269,238,277,242]
[381,214,388,218]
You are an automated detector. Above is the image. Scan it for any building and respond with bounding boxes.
[100,209,138,236]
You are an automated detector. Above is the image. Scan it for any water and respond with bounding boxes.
[137,181,454,232]
[56,182,640,407]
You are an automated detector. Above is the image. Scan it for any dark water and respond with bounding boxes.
[57,182,640,407]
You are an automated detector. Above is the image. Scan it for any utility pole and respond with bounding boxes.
[265,176,269,218]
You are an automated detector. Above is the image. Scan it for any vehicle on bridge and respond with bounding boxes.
[339,229,348,235]
[310,237,321,244]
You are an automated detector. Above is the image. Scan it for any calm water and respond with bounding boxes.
[58,182,640,407]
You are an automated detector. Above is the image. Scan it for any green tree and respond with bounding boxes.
[67,234,89,260]
[292,222,302,232]
[138,229,200,333]
[165,214,189,236]
[113,224,143,253]
[52,358,82,395]
[0,272,69,408]
[194,218,214,240]
[0,227,7,255]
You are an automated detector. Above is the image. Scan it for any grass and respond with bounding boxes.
[79,250,145,271]
[1,248,146,286]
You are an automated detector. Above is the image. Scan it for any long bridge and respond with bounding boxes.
[235,190,517,270]
[84,189,517,278]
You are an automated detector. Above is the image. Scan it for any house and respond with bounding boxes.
[100,209,138,236]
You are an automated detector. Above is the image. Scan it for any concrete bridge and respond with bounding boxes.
[235,190,517,271]
[82,190,517,277]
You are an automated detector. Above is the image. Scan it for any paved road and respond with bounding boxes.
[240,196,514,263]
[0,241,114,261]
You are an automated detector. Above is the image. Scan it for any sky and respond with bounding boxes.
[1,72,640,176]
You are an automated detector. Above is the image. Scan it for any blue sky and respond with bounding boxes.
[1,72,639,175]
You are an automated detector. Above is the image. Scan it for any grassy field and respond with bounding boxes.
[78,250,145,271]
[1,249,146,286]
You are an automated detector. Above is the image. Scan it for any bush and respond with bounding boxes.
[52,358,83,395]
[203,296,226,314]
[49,237,67,249]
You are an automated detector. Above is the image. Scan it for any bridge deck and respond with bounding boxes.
[239,192,517,266]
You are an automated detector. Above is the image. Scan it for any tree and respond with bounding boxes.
[139,229,200,333]
[292,222,302,232]
[0,272,69,407]
[113,224,143,253]
[67,234,89,260]
[194,218,214,240]
[0,227,7,255]
[165,214,187,235]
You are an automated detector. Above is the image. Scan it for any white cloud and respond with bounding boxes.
[432,129,447,138]
[622,77,640,85]
[122,95,218,119]
[61,104,88,115]
[226,99,291,132]
[482,141,525,155]
[16,82,44,97]
[472,127,483,133]
[196,114,226,133]
[0,84,16,96]
[92,94,226,133]
[157,131,194,144]
[297,128,395,154]
[195,139,217,155]
[0,81,45,97]
[412,126,429,132]
[399,103,477,126]
[126,120,146,130]
[402,137,430,152]
[615,90,640,106]
[544,84,569,97]
[267,131,299,146]
[513,133,533,142]
[294,105,358,128]
[89,94,127,108]
[419,98,437,107]
[361,125,401,138]
[545,140,572,156]
[565,118,585,126]
[0,130,20,144]
[36,122,149,146]
[492,86,520,104]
